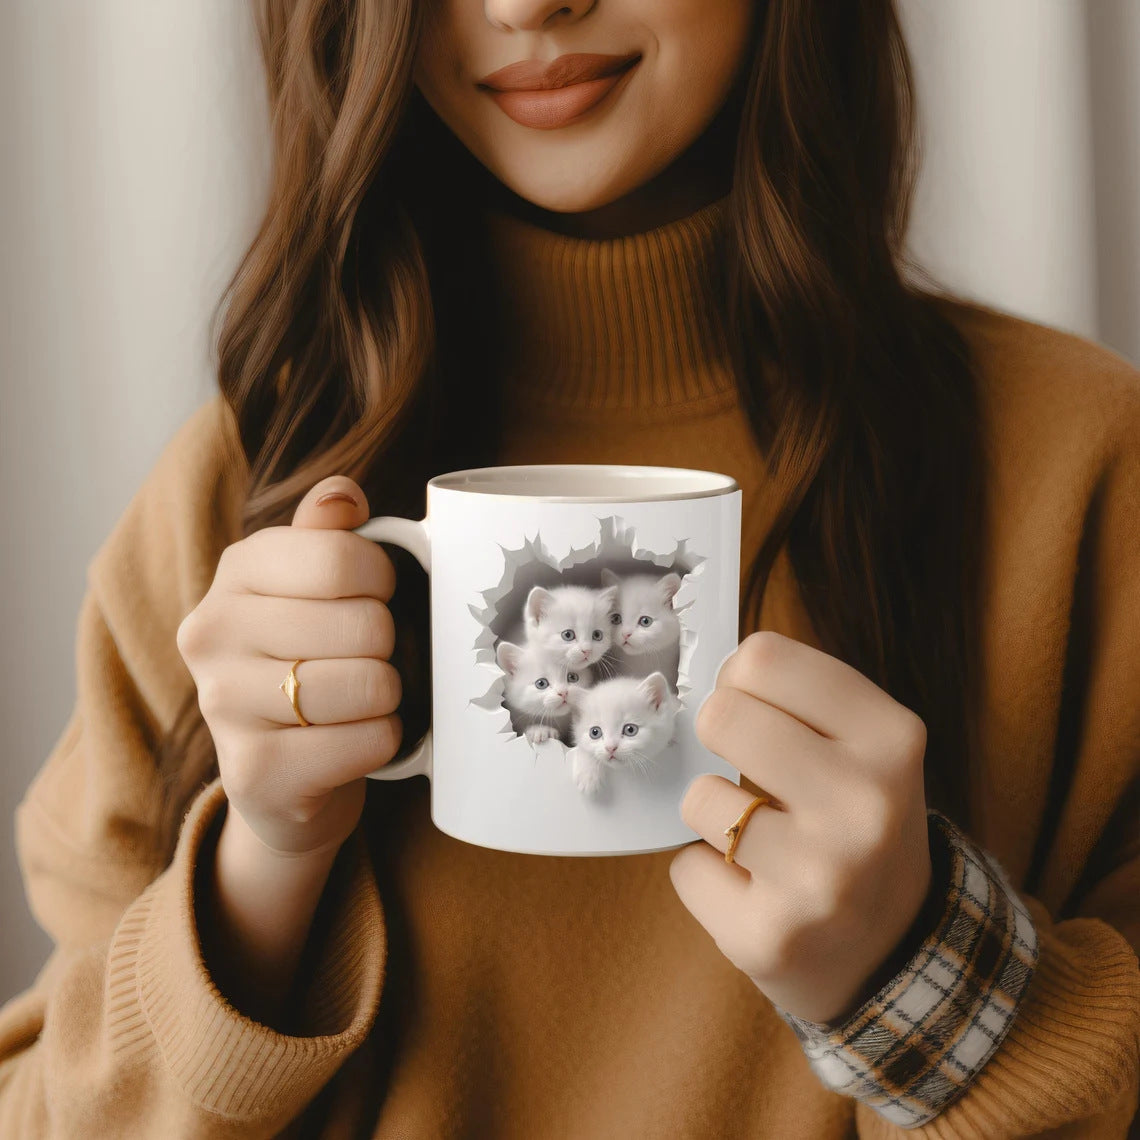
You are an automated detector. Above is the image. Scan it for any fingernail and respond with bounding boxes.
[316,490,357,507]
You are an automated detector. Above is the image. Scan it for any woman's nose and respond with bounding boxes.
[484,0,594,33]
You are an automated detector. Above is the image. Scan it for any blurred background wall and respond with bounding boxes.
[1,0,1138,1001]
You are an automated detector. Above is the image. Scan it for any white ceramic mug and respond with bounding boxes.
[352,464,742,856]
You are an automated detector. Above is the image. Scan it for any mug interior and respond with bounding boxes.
[429,464,737,503]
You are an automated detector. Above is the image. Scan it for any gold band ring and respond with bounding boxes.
[279,659,310,727]
[724,793,774,864]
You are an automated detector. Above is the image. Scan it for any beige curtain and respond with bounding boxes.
[1,0,1137,998]
[901,0,1140,361]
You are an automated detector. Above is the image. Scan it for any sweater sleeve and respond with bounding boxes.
[777,814,1139,1136]
[0,397,388,1136]
[781,366,1140,1136]
[1,776,385,1137]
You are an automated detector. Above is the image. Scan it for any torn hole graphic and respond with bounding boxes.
[470,516,706,794]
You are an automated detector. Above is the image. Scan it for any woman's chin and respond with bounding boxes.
[486,157,654,218]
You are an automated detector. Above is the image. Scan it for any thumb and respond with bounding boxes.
[291,475,371,530]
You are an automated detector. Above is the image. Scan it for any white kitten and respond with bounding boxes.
[523,583,619,670]
[496,640,593,744]
[566,671,678,794]
[600,568,682,681]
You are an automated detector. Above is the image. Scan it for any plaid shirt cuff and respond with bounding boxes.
[775,810,1040,1129]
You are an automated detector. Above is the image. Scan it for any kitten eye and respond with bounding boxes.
[621,723,639,737]
[610,613,622,625]
[534,678,549,689]
[567,671,580,683]
[561,629,576,641]
[638,615,653,628]
[588,726,603,740]
[591,629,604,641]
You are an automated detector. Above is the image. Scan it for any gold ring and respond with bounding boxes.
[724,793,774,864]
[279,659,310,727]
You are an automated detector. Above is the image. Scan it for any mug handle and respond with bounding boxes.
[351,516,432,782]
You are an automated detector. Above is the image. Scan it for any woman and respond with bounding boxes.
[2,0,1137,1135]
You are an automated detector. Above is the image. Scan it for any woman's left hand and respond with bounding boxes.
[670,631,934,1026]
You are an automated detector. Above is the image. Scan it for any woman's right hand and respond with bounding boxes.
[176,474,403,861]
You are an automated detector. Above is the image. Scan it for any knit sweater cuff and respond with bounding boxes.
[777,811,1039,1128]
[104,777,385,1125]
[853,902,1140,1137]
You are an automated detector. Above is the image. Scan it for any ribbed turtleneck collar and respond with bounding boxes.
[482,195,736,416]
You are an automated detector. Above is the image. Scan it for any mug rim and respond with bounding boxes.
[427,463,739,503]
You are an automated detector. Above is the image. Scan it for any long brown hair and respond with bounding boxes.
[158,0,982,854]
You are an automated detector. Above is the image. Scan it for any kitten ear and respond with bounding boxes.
[496,640,523,676]
[658,573,682,606]
[637,671,670,711]
[598,584,619,613]
[600,568,621,589]
[525,586,554,625]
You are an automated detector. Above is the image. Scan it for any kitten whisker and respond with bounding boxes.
[629,748,658,777]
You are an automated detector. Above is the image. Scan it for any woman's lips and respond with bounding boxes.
[478,53,641,131]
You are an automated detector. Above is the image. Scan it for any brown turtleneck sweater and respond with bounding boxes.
[484,198,788,620]
[2,200,1138,1138]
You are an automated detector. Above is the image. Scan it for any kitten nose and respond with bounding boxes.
[606,743,617,757]
[556,688,567,700]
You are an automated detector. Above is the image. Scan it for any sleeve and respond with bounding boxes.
[0,397,388,1137]
[775,379,1140,1136]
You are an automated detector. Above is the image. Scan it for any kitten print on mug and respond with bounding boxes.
[493,566,687,794]
[600,568,682,681]
[495,639,594,744]
[523,583,620,669]
[566,672,679,795]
